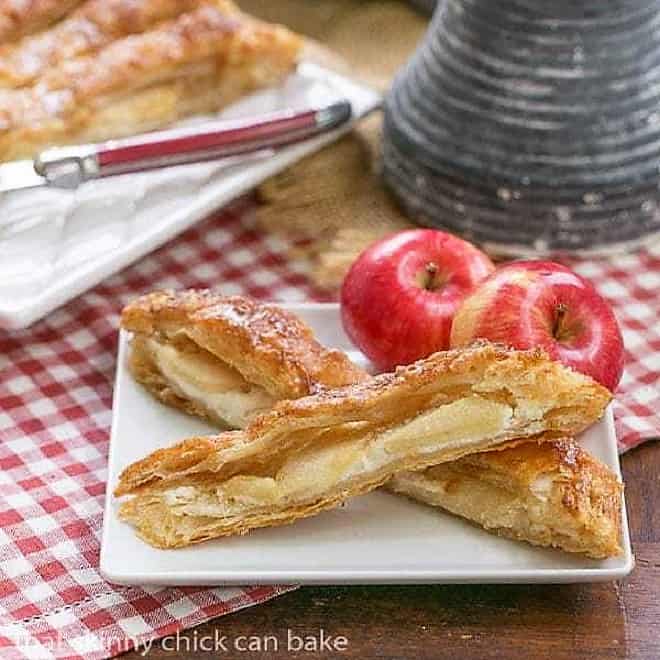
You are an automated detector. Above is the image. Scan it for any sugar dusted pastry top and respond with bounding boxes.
[0,0,83,43]
[445,437,615,489]
[121,289,368,400]
[0,0,210,88]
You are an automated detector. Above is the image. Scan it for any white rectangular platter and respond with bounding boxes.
[0,65,380,329]
[100,303,633,585]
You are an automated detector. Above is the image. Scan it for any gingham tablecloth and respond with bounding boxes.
[0,198,657,659]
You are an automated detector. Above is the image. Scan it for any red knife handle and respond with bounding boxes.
[34,101,352,182]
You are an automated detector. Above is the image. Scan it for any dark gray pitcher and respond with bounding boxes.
[384,0,660,254]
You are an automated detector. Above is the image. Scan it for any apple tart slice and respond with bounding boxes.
[114,342,611,548]
[121,290,367,429]
[0,0,301,161]
[389,439,623,559]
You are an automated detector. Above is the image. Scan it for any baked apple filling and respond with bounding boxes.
[141,337,276,429]
[157,396,516,519]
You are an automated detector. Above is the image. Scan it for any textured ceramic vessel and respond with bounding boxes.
[384,0,660,254]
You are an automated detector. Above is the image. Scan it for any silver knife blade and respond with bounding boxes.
[0,160,48,194]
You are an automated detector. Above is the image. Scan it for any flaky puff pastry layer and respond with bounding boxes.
[389,438,623,559]
[114,342,611,548]
[0,0,210,88]
[0,0,84,44]
[121,290,367,428]
[0,0,301,161]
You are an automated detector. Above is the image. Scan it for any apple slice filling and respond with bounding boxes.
[143,337,276,429]
[159,395,521,519]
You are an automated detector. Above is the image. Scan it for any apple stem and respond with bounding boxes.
[553,303,568,339]
[423,262,440,291]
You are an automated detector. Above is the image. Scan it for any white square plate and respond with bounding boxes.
[100,303,633,585]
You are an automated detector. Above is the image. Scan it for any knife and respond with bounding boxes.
[0,100,352,194]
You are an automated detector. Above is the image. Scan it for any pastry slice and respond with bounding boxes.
[389,438,623,559]
[0,0,84,44]
[121,290,367,428]
[0,0,212,88]
[114,342,611,548]
[121,296,621,557]
[0,1,301,161]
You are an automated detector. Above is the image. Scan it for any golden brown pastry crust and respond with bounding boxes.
[388,438,623,559]
[0,0,301,161]
[122,290,367,405]
[114,342,611,548]
[0,0,83,43]
[0,0,209,88]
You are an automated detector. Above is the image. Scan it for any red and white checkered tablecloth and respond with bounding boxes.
[0,197,657,659]
[567,250,660,451]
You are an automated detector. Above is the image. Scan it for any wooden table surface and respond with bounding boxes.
[124,441,659,660]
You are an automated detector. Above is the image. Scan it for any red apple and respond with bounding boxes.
[340,229,495,371]
[450,260,624,391]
